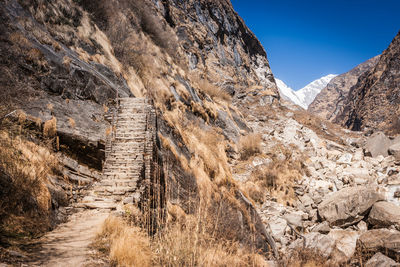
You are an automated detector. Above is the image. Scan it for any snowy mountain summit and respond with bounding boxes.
[276,74,337,109]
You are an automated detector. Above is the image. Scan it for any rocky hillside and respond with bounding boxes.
[2,0,400,266]
[308,56,380,121]
[334,31,400,132]
[0,0,279,259]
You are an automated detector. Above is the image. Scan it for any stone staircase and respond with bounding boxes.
[76,97,157,211]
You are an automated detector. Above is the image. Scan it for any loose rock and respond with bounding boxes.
[365,252,400,267]
[318,186,385,227]
[368,201,400,229]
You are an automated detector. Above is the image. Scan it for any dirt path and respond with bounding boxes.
[27,210,109,267]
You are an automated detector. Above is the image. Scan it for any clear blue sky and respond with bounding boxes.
[231,0,400,90]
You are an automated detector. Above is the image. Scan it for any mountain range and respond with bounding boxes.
[276,74,336,109]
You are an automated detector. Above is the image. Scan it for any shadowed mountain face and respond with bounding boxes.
[308,56,380,121]
[334,31,400,133]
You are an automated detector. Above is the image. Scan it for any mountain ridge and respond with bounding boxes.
[308,56,380,121]
[276,74,336,109]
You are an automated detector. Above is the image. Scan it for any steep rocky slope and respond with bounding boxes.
[2,0,400,265]
[0,0,279,260]
[334,31,400,132]
[308,56,380,121]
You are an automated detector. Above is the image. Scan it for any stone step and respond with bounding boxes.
[102,179,137,187]
[76,201,117,210]
[103,168,143,173]
[102,173,140,179]
[104,158,144,163]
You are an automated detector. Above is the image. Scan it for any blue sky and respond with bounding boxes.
[231,0,400,90]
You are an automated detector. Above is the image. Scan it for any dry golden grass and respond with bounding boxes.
[62,55,72,68]
[192,75,232,103]
[241,144,307,206]
[0,130,59,237]
[43,116,57,137]
[95,216,152,267]
[47,103,54,111]
[9,32,31,49]
[153,216,268,267]
[95,209,269,267]
[239,133,262,160]
[68,117,76,128]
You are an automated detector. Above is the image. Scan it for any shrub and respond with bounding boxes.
[43,116,57,137]
[95,213,268,267]
[68,117,76,128]
[198,79,232,102]
[0,130,59,238]
[239,133,262,159]
[94,216,152,267]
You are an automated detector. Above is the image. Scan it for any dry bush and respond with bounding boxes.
[43,116,57,137]
[95,216,152,267]
[0,130,59,237]
[62,56,72,68]
[191,75,232,103]
[184,123,228,181]
[243,144,307,206]
[8,32,31,50]
[95,210,268,267]
[198,79,232,102]
[68,117,76,128]
[239,133,262,159]
[153,216,267,267]
[25,48,48,69]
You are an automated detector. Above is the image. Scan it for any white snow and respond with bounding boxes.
[276,74,336,109]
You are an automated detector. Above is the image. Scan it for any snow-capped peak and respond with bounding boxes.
[276,74,337,109]
[275,79,303,107]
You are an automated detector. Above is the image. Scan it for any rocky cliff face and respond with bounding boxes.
[308,56,380,121]
[333,31,400,132]
[0,0,278,254]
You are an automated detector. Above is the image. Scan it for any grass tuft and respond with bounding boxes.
[239,133,262,160]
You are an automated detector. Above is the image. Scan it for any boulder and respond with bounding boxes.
[337,153,353,165]
[318,186,385,227]
[327,229,359,264]
[368,201,400,229]
[312,221,331,234]
[269,217,287,241]
[389,143,400,161]
[283,211,306,229]
[289,232,335,258]
[365,132,392,157]
[356,220,368,232]
[289,230,359,264]
[358,229,400,256]
[365,252,400,267]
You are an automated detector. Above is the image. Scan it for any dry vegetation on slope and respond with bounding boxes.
[0,124,59,243]
[94,210,268,267]
[0,0,281,263]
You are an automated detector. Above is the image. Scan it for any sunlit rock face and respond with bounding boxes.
[333,31,400,133]
[308,56,380,121]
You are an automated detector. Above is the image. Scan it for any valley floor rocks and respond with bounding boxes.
[233,101,400,264]
[368,201,400,229]
[318,186,385,227]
